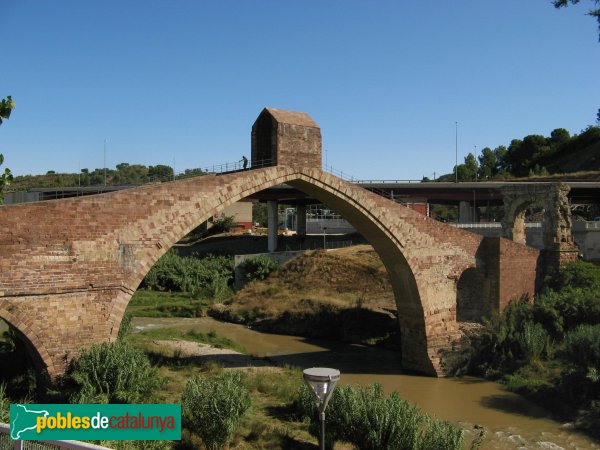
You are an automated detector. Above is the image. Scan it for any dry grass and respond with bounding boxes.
[223,245,395,321]
[210,245,399,347]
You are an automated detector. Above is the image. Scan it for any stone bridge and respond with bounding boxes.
[0,108,540,377]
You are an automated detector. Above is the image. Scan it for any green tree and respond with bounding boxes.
[456,153,478,181]
[114,163,148,184]
[240,255,279,281]
[0,96,15,125]
[252,202,268,227]
[553,0,600,39]
[550,128,571,147]
[505,135,551,177]
[148,164,174,181]
[211,214,238,233]
[478,147,498,179]
[0,96,15,204]
[494,145,509,174]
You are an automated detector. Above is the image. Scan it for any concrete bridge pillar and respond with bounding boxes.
[458,201,473,223]
[267,200,278,252]
[296,204,307,237]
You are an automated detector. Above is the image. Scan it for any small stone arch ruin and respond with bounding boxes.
[501,183,579,269]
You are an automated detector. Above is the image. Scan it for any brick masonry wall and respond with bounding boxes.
[276,124,322,168]
[0,167,540,376]
[492,238,539,309]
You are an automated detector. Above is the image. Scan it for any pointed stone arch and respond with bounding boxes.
[0,166,506,376]
[95,167,494,375]
[0,308,52,374]
[0,105,541,378]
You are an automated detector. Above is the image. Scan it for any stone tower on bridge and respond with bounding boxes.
[251,107,322,168]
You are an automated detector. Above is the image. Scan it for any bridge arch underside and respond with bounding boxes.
[106,173,449,375]
[0,310,49,375]
[115,170,471,376]
[285,179,433,374]
[0,167,482,377]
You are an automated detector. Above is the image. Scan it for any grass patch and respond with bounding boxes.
[244,367,303,405]
[127,290,210,318]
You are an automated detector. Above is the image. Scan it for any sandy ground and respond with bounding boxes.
[151,339,280,373]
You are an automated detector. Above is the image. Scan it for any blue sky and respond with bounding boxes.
[1,0,599,180]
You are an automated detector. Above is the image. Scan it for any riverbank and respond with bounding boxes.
[135,244,600,444]
[129,315,600,449]
[454,261,600,441]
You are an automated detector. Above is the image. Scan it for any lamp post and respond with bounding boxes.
[303,367,340,450]
[455,121,458,184]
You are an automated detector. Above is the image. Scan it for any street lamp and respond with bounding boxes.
[455,121,458,184]
[303,367,341,450]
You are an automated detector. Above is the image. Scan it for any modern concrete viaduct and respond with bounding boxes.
[0,108,540,377]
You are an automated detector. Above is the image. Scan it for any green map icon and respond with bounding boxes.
[9,403,181,441]
[10,404,49,440]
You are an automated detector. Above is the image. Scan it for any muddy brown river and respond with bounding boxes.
[133,316,597,449]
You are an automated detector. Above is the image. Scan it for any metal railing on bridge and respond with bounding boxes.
[6,160,418,206]
[5,158,274,195]
[353,179,423,184]
[0,423,112,450]
[322,164,414,205]
[106,157,274,184]
[451,222,543,229]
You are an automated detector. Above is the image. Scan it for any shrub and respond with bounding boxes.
[142,251,234,298]
[549,261,600,292]
[535,288,600,337]
[240,255,279,282]
[117,312,132,341]
[503,358,560,401]
[562,325,600,373]
[211,214,238,233]
[416,418,464,450]
[469,298,534,376]
[64,341,164,403]
[181,371,251,450]
[355,387,426,450]
[207,276,232,302]
[518,322,551,361]
[295,383,365,449]
[295,383,465,450]
[560,324,600,400]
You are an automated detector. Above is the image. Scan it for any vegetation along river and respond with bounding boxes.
[132,316,598,450]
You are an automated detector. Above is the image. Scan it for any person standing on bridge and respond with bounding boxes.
[242,155,248,170]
